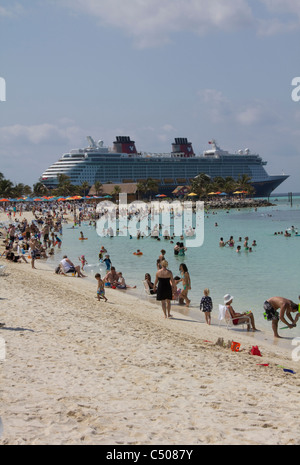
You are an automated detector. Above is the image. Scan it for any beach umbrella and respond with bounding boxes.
[219,192,228,196]
[187,192,198,196]
[233,191,243,194]
[0,198,9,202]
[208,192,217,195]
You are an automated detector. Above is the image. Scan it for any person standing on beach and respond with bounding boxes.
[153,260,176,319]
[263,296,299,338]
[178,263,191,307]
[200,288,213,325]
[95,273,108,302]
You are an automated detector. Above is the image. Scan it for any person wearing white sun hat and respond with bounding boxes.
[224,294,258,331]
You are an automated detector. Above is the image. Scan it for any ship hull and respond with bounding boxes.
[40,136,289,197]
[154,176,289,198]
[251,176,290,197]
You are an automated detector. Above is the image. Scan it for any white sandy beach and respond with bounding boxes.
[0,211,300,445]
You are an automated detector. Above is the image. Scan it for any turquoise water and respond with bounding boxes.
[48,196,300,335]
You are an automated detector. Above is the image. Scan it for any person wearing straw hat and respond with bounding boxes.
[224,294,257,331]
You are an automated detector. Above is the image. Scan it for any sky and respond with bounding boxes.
[0,0,300,192]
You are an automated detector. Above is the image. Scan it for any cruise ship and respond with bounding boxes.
[40,136,289,197]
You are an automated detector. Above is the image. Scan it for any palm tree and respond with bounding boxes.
[145,178,159,198]
[235,174,255,195]
[80,181,90,197]
[93,181,103,196]
[32,182,49,197]
[190,173,211,197]
[0,179,14,198]
[112,185,121,200]
[12,183,26,198]
[136,181,147,200]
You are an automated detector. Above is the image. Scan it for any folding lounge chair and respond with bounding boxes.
[0,265,6,276]
[218,304,251,330]
[142,280,156,298]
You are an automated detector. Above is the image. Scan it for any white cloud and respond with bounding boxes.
[260,0,300,18]
[0,3,24,18]
[199,89,280,126]
[60,0,254,48]
[198,89,233,123]
[0,123,84,145]
[57,0,300,46]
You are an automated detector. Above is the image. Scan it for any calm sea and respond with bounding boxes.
[47,195,300,338]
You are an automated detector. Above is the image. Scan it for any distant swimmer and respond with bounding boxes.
[79,231,88,240]
[219,237,225,247]
[133,249,143,256]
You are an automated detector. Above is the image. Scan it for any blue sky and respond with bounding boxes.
[0,0,300,192]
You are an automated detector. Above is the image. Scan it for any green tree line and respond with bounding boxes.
[189,173,255,197]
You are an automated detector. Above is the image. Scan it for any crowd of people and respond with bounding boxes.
[0,208,64,268]
[1,202,299,338]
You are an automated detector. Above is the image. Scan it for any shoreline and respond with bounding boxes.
[1,259,300,444]
[1,209,300,445]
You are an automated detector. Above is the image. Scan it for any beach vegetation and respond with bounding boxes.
[190,173,254,198]
[137,178,159,199]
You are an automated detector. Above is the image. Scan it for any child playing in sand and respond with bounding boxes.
[200,288,213,325]
[95,273,108,302]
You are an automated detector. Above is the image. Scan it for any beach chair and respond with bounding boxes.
[142,280,156,298]
[218,304,251,330]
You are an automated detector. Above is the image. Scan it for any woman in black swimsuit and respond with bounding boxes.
[153,260,176,319]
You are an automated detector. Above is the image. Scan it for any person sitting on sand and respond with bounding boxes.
[263,296,299,338]
[60,255,86,277]
[172,276,182,303]
[224,294,257,331]
[115,272,136,289]
[4,250,28,263]
[104,266,118,287]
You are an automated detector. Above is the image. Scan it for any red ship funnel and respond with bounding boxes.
[113,136,137,154]
[172,138,195,157]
